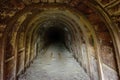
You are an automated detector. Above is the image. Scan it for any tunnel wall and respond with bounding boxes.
[0,1,120,80]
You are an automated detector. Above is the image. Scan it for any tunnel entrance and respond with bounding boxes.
[19,25,90,80]
[17,20,89,80]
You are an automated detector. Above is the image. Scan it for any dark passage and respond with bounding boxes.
[44,27,66,45]
[18,22,90,80]
[39,24,72,51]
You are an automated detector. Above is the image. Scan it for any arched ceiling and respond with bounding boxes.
[0,0,120,38]
[0,0,120,80]
[0,0,119,60]
[0,0,120,69]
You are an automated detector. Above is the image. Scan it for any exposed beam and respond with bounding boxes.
[103,0,117,8]
[0,33,2,37]
[111,10,120,16]
[104,0,120,9]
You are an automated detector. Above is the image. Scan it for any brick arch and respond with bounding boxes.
[0,1,119,80]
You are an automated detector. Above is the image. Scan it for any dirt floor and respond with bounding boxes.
[19,43,90,80]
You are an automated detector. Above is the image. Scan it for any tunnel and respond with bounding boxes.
[42,26,68,48]
[37,20,73,52]
[0,0,120,80]
[44,27,66,44]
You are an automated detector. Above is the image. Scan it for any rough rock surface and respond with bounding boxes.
[19,43,90,80]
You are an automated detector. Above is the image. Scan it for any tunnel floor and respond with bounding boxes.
[18,43,90,80]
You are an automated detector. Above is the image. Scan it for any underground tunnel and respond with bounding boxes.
[37,21,73,52]
[0,0,120,80]
[42,26,68,48]
[17,19,92,80]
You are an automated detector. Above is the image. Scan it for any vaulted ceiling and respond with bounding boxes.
[0,0,120,80]
[0,0,120,37]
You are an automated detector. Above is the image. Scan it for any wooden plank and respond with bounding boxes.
[5,56,14,63]
[0,24,6,32]
[0,33,2,37]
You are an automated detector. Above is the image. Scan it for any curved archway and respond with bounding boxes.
[0,1,119,80]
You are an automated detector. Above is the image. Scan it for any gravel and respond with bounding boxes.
[19,43,90,80]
